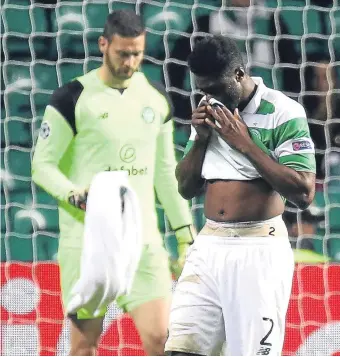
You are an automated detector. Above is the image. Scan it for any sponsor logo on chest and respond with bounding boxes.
[105,144,148,176]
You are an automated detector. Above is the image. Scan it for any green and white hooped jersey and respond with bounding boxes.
[185,77,316,180]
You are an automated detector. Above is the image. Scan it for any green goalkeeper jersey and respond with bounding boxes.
[32,69,192,248]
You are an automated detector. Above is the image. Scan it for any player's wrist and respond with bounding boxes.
[195,133,210,144]
[174,224,196,244]
[68,189,88,210]
[239,138,258,156]
[194,135,211,152]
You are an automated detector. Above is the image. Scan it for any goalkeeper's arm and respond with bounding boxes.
[32,83,83,205]
[154,119,194,241]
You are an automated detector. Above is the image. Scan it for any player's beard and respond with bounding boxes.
[221,79,242,112]
[105,52,138,80]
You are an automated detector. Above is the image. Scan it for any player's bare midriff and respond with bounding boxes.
[204,178,284,222]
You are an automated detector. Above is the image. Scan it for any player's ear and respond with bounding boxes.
[235,67,245,82]
[98,36,108,54]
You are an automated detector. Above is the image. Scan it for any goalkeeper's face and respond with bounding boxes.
[100,33,145,80]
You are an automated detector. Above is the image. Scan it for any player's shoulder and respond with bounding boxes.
[135,72,168,99]
[48,80,84,134]
[261,85,306,124]
[50,79,84,107]
[134,72,173,121]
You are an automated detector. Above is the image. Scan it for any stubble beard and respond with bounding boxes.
[105,53,137,80]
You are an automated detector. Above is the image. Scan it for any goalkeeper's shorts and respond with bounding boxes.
[58,243,172,319]
[165,215,294,356]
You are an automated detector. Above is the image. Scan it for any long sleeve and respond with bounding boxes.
[32,106,77,202]
[154,120,193,230]
[32,81,84,202]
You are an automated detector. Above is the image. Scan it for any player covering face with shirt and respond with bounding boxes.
[32,9,195,356]
[165,35,316,356]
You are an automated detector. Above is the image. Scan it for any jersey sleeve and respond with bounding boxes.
[32,81,83,202]
[154,120,193,230]
[182,125,197,157]
[274,104,316,173]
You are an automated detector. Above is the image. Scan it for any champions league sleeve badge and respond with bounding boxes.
[40,122,51,139]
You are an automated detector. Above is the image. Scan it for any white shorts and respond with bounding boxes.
[165,215,294,356]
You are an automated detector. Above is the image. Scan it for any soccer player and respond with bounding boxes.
[165,35,316,356]
[32,10,195,356]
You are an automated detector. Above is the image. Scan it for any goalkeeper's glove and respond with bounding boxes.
[171,224,196,280]
[68,189,88,211]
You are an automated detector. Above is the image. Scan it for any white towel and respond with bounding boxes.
[66,171,142,317]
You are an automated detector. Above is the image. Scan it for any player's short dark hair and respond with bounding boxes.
[188,35,244,78]
[103,9,145,40]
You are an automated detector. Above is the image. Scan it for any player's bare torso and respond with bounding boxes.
[204,179,284,222]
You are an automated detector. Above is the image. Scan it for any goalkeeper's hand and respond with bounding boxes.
[68,189,88,211]
[171,225,196,280]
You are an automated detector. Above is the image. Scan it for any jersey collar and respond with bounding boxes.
[241,77,266,115]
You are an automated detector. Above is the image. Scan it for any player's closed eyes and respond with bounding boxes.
[200,83,225,97]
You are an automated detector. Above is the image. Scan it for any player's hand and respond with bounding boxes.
[191,101,213,142]
[205,105,253,153]
[68,189,88,211]
[171,225,196,280]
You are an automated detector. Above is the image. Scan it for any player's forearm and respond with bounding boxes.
[154,129,193,228]
[155,168,193,229]
[32,162,77,203]
[32,103,78,202]
[176,138,208,200]
[242,142,315,209]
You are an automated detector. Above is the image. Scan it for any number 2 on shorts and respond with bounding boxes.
[260,317,274,346]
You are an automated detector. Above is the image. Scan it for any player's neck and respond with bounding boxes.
[238,77,257,111]
[98,66,131,89]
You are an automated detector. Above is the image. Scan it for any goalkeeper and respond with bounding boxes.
[32,10,194,356]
